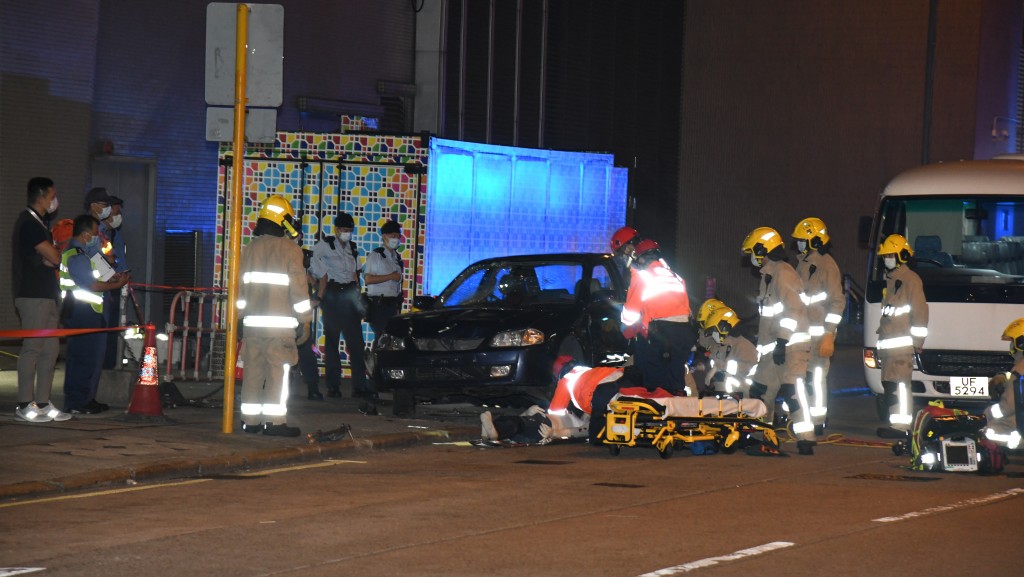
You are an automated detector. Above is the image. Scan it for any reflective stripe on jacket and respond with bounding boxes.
[621,259,691,338]
[755,259,809,350]
[796,251,845,337]
[877,264,929,351]
[236,235,313,333]
[60,247,103,314]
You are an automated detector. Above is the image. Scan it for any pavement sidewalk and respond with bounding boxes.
[0,364,479,501]
[1,343,870,502]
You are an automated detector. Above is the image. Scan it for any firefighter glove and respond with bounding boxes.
[818,332,835,358]
[773,338,787,365]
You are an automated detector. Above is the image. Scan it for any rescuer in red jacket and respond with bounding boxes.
[620,240,695,393]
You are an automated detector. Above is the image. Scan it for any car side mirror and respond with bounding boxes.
[413,295,436,310]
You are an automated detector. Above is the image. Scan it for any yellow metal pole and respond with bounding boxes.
[222,3,249,434]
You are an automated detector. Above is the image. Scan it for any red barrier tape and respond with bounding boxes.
[0,325,142,339]
[129,282,223,293]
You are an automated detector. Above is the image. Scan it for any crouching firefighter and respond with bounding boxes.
[741,227,817,455]
[983,318,1024,450]
[236,195,313,437]
[875,234,929,436]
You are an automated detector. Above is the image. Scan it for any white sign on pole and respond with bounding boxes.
[205,3,284,107]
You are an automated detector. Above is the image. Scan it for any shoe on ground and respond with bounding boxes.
[38,403,72,422]
[308,392,325,401]
[15,403,54,423]
[797,440,816,455]
[480,411,498,441]
[326,389,342,398]
[263,423,301,437]
[68,404,100,415]
[242,421,264,434]
[86,399,110,413]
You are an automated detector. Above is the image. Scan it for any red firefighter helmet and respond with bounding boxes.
[610,226,639,253]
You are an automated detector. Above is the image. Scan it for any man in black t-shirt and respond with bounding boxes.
[11,177,71,423]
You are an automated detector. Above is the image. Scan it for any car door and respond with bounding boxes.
[582,261,630,365]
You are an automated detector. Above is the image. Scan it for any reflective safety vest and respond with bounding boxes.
[60,247,104,314]
[983,357,1024,449]
[621,259,691,339]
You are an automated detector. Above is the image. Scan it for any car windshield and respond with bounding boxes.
[437,261,586,307]
[868,195,1024,303]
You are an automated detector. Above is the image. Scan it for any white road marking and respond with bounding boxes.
[0,570,45,576]
[636,541,795,576]
[874,487,1024,523]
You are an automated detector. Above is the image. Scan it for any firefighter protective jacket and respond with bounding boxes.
[984,355,1024,448]
[620,258,691,339]
[709,334,758,392]
[755,258,809,356]
[877,264,929,352]
[236,235,313,334]
[796,250,845,338]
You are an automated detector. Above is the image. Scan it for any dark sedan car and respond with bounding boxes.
[373,253,630,415]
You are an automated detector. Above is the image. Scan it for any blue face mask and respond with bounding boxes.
[87,235,101,250]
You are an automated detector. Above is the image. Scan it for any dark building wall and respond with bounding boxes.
[0,0,416,328]
[0,0,100,330]
[678,0,1021,319]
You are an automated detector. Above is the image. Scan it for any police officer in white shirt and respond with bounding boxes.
[310,212,370,398]
[363,219,405,343]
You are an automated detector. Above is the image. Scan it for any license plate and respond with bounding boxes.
[950,377,989,397]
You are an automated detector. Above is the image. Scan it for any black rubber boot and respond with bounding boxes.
[797,440,816,455]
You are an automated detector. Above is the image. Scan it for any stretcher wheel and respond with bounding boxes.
[657,442,674,459]
[718,438,738,454]
[608,445,621,456]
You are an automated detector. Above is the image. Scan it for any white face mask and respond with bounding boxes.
[109,214,122,229]
[338,232,352,242]
[711,332,722,344]
[750,253,762,268]
[47,196,59,214]
[97,206,112,220]
[883,257,897,270]
[796,240,807,254]
[386,238,400,250]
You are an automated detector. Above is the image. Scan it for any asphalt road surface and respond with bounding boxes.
[2,394,1022,577]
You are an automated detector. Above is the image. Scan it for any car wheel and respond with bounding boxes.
[393,390,415,417]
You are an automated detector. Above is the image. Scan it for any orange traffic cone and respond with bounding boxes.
[126,324,165,417]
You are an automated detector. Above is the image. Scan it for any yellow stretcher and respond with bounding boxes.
[602,394,781,459]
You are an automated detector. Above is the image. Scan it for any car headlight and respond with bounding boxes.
[490,328,545,347]
[377,334,406,351]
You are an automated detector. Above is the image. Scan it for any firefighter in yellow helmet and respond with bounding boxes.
[741,226,816,454]
[982,318,1024,449]
[702,305,758,396]
[236,195,312,436]
[875,233,929,435]
[792,217,845,431]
